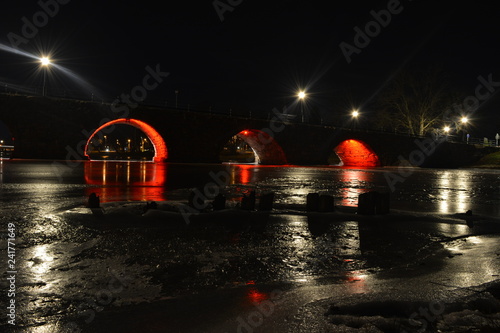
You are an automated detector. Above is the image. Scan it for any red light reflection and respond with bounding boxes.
[339,169,373,207]
[237,164,254,184]
[84,161,167,202]
[246,287,269,304]
[343,270,368,293]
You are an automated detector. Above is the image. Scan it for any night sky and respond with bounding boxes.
[1,0,500,136]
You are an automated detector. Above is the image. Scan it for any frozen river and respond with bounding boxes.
[1,160,500,332]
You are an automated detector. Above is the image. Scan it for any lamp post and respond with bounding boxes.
[40,56,51,96]
[351,109,359,129]
[460,117,468,142]
[298,91,306,123]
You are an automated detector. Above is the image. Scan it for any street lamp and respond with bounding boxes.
[351,109,359,129]
[460,117,468,142]
[443,126,450,140]
[40,56,51,96]
[297,91,306,123]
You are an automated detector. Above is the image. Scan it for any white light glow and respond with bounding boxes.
[40,57,51,66]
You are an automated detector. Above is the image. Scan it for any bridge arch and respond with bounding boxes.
[84,118,168,162]
[221,129,287,165]
[333,139,380,167]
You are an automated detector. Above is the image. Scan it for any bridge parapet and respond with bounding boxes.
[0,94,479,167]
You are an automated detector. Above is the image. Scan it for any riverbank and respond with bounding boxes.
[467,150,500,169]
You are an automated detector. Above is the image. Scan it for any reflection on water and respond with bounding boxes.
[6,160,500,332]
[438,171,469,214]
[77,161,500,216]
[29,245,55,275]
[84,161,167,202]
[343,270,369,294]
[246,287,270,304]
[273,215,315,283]
[229,164,256,185]
[435,222,469,237]
[338,169,375,207]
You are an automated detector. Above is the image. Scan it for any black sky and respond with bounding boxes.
[1,0,500,136]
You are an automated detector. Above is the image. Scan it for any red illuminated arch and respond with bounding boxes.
[334,139,380,167]
[235,129,287,165]
[84,118,168,162]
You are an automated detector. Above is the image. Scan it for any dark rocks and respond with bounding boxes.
[258,192,275,211]
[212,193,226,211]
[306,193,335,212]
[87,193,100,208]
[357,191,390,215]
[319,194,335,212]
[143,201,158,214]
[240,191,275,211]
[241,191,256,210]
[306,193,320,212]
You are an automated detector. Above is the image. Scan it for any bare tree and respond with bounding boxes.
[376,68,459,136]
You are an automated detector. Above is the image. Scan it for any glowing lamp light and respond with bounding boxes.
[444,126,451,133]
[352,110,359,118]
[298,91,306,99]
[242,130,249,135]
[40,57,51,66]
[461,117,468,124]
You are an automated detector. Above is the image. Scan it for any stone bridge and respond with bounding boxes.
[0,94,479,168]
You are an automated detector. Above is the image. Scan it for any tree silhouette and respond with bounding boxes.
[376,68,460,136]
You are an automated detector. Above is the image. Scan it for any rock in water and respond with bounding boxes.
[87,193,100,208]
[241,190,256,210]
[212,193,226,211]
[319,194,335,212]
[258,192,275,211]
[306,193,320,212]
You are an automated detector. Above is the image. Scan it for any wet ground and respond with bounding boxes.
[1,161,500,332]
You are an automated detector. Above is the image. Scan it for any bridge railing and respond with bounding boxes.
[466,137,500,147]
[1,88,492,143]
